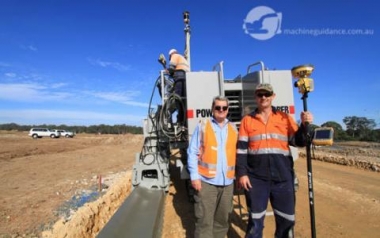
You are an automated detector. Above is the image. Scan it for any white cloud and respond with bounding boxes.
[0,83,70,102]
[5,72,16,78]
[51,83,67,89]
[88,58,131,72]
[88,91,149,107]
[28,45,38,52]
[20,44,38,52]
[0,62,11,67]
[0,83,149,108]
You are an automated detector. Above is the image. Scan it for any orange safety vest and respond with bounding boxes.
[169,53,190,72]
[198,119,238,179]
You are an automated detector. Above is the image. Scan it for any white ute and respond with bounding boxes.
[56,129,75,138]
[29,128,61,139]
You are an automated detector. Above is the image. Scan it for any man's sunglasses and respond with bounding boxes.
[256,92,273,98]
[214,106,228,111]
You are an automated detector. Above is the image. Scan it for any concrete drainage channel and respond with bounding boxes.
[97,186,166,238]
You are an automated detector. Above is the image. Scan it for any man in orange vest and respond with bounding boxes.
[187,96,238,238]
[236,83,313,238]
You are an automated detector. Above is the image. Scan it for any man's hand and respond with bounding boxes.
[238,175,252,191]
[301,111,313,125]
[191,179,202,191]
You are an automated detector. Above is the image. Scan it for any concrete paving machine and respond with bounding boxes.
[98,11,317,238]
[131,12,299,193]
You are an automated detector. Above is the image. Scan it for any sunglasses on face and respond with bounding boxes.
[214,106,228,111]
[256,92,273,98]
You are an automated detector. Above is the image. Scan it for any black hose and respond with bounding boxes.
[159,93,185,139]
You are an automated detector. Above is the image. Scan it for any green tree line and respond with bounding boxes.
[0,115,378,141]
[310,116,379,142]
[0,123,143,135]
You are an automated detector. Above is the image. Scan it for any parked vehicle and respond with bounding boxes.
[56,129,75,138]
[28,128,61,139]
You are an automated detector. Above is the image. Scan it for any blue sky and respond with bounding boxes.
[1,0,379,128]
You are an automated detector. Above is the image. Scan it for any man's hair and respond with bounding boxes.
[211,96,229,109]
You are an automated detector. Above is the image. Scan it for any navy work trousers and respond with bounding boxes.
[244,176,295,238]
[173,71,186,123]
[173,70,186,98]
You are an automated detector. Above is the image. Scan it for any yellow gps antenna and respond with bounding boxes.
[292,64,314,94]
[291,64,316,238]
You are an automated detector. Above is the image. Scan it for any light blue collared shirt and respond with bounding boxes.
[187,117,234,186]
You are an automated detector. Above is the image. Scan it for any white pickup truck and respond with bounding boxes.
[29,128,61,139]
[56,129,75,138]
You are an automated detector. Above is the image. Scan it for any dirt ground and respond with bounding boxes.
[0,131,379,238]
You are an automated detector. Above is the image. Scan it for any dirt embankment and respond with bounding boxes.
[0,132,141,237]
[41,172,133,238]
[304,142,380,172]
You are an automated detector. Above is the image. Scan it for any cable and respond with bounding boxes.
[159,93,185,139]
[139,73,186,184]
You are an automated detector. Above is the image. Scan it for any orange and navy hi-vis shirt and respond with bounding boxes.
[236,107,307,182]
[169,53,190,72]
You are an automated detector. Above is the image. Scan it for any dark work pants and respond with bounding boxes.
[194,181,234,238]
[173,70,186,123]
[173,70,186,97]
[244,177,295,238]
[174,78,186,97]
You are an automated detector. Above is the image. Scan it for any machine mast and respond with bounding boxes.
[183,11,191,71]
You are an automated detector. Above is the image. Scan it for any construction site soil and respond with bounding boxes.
[0,131,379,238]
